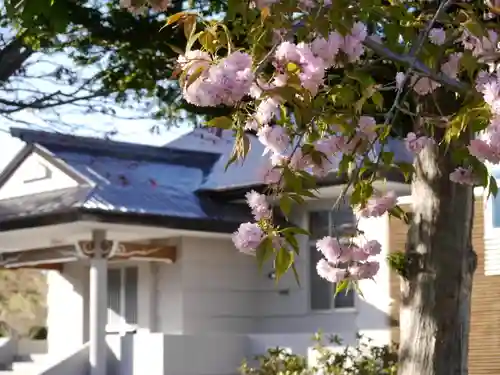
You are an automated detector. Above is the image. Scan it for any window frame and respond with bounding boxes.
[106,263,139,334]
[486,168,500,234]
[306,208,357,313]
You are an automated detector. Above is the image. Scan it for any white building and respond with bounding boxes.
[0,127,412,375]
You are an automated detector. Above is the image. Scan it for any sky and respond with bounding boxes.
[0,50,194,172]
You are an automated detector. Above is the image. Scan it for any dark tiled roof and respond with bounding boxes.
[0,186,91,222]
[0,128,256,233]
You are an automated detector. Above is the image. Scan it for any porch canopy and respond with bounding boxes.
[0,128,256,375]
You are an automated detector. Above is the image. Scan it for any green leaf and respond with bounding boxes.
[184,65,205,89]
[281,226,310,236]
[275,248,294,280]
[279,194,294,218]
[207,116,233,129]
[381,151,394,166]
[256,237,272,269]
[334,280,349,295]
[460,51,478,80]
[166,43,185,55]
[464,20,484,38]
[371,91,384,110]
[199,31,216,53]
[389,205,411,224]
[489,176,498,199]
[183,14,197,40]
[166,11,187,26]
[397,162,414,182]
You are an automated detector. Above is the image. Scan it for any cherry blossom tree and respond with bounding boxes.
[122,0,500,373]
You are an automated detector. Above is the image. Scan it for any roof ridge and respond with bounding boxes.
[10,127,221,164]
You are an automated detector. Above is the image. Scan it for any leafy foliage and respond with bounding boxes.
[240,333,398,375]
[1,0,229,129]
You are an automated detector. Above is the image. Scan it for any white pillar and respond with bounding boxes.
[89,230,108,375]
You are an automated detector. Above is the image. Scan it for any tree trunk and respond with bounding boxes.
[397,129,477,375]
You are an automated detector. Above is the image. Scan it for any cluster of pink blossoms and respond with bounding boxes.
[316,238,382,283]
[120,0,171,12]
[260,115,377,185]
[404,132,435,154]
[468,71,500,166]
[177,51,254,107]
[232,191,273,256]
[358,191,397,218]
[232,188,392,283]
[409,52,462,96]
[461,29,499,57]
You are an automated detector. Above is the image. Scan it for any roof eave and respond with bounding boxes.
[0,206,246,235]
[196,168,409,200]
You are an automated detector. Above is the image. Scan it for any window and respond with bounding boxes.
[308,208,356,311]
[492,194,500,228]
[107,266,138,331]
[491,169,500,229]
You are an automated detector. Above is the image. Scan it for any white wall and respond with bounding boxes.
[156,259,183,333]
[0,152,78,200]
[46,264,88,358]
[356,213,392,346]
[177,237,259,334]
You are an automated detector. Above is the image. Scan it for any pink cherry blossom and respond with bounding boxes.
[316,259,347,283]
[245,190,272,220]
[468,139,500,164]
[441,53,462,79]
[261,164,283,184]
[359,191,397,218]
[429,28,446,45]
[404,132,435,154]
[316,236,343,263]
[412,77,440,96]
[481,80,500,115]
[255,97,281,125]
[232,223,264,255]
[395,72,406,89]
[349,261,380,280]
[350,246,370,262]
[461,29,499,57]
[257,125,290,155]
[362,240,382,256]
[357,116,377,142]
[180,51,254,107]
[311,31,343,67]
[449,167,477,185]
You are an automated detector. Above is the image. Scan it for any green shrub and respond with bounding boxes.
[240,333,398,375]
[0,322,12,338]
[28,326,47,340]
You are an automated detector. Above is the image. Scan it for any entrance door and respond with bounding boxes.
[107,266,138,335]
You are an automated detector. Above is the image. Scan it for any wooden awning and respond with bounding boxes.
[0,240,177,271]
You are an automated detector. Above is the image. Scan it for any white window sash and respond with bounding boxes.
[106,266,138,334]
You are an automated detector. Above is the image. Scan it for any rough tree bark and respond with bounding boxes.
[398,122,477,375]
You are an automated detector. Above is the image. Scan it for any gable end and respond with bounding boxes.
[0,146,84,200]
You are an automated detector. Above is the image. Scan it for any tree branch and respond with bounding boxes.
[363,37,471,95]
[0,34,33,84]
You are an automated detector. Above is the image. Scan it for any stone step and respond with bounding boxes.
[11,359,48,374]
